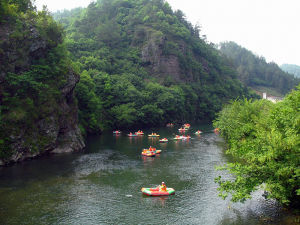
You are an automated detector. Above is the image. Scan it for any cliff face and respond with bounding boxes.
[50,70,85,155]
[0,10,85,165]
[137,26,207,84]
[1,70,85,165]
[141,32,182,82]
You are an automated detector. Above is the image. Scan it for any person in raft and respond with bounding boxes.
[160,182,167,192]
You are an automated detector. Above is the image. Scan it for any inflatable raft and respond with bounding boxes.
[141,151,156,157]
[141,148,161,157]
[113,130,121,134]
[214,128,220,133]
[159,138,168,142]
[141,187,175,196]
[174,135,191,140]
[155,150,162,154]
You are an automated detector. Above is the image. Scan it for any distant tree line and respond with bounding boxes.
[219,42,300,95]
[281,64,300,78]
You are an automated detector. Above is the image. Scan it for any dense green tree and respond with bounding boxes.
[214,85,300,207]
[75,70,102,133]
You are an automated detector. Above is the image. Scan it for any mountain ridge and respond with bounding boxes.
[219,41,300,96]
[281,64,300,78]
[53,0,256,132]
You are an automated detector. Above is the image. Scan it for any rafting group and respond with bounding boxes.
[127,130,144,136]
[112,123,213,196]
[114,130,169,143]
[112,124,220,196]
[114,123,203,141]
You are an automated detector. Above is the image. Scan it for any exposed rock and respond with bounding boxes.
[1,69,85,165]
[52,70,85,154]
[0,15,85,166]
[140,29,187,82]
[52,126,85,154]
[4,69,85,164]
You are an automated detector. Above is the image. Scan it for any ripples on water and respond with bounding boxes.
[0,125,296,224]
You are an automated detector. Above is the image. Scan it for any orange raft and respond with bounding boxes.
[159,138,168,142]
[148,133,160,137]
[136,130,144,135]
[141,187,175,196]
[141,147,161,157]
[214,128,220,133]
[128,132,138,137]
[141,151,156,157]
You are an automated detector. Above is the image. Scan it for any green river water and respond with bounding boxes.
[0,124,297,224]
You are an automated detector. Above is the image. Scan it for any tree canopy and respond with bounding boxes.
[214,85,300,207]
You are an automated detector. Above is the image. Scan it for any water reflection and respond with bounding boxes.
[113,133,121,140]
[141,155,156,165]
[142,195,169,207]
[148,137,159,145]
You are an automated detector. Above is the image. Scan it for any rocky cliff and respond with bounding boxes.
[140,30,182,82]
[0,7,85,165]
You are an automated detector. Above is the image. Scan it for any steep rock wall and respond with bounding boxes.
[0,17,85,166]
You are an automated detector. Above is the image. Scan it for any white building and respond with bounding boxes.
[262,92,282,103]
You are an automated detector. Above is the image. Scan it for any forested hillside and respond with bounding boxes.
[0,0,84,164]
[281,64,300,78]
[219,42,300,96]
[54,0,256,133]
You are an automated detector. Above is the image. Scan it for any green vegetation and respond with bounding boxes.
[281,64,300,78]
[54,0,256,133]
[0,0,74,159]
[214,85,300,207]
[220,42,300,95]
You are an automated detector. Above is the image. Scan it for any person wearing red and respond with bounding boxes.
[160,182,167,192]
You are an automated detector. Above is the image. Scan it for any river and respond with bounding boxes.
[0,124,296,224]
